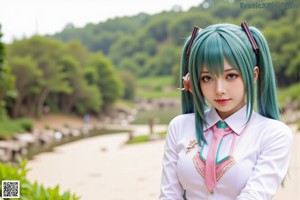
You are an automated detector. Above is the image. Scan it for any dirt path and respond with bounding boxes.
[26,125,167,200]
[26,123,299,200]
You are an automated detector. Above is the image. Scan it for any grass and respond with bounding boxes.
[132,107,181,124]
[137,75,180,99]
[127,130,167,144]
[127,135,149,144]
[134,76,181,124]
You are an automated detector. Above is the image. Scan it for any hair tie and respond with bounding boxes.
[241,21,259,57]
[185,26,202,55]
[180,27,202,93]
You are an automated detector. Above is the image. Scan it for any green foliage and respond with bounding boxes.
[0,25,5,74]
[138,14,175,43]
[168,11,214,45]
[3,0,300,119]
[0,118,33,139]
[17,118,33,132]
[9,56,43,118]
[137,76,180,99]
[127,130,167,144]
[0,30,16,120]
[0,160,80,200]
[54,13,151,54]
[132,107,180,125]
[277,83,300,108]
[127,135,149,144]
[143,44,180,77]
[57,55,102,114]
[88,53,124,109]
[7,36,72,117]
[109,36,139,65]
[6,35,123,118]
[51,0,299,88]
[118,70,137,101]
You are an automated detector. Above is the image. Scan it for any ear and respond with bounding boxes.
[253,66,259,84]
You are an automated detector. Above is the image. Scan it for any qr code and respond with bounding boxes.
[2,180,20,198]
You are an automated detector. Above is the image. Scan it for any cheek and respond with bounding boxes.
[200,84,211,97]
[232,80,245,94]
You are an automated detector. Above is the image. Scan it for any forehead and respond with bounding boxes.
[202,59,234,72]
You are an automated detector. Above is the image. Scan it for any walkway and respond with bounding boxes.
[26,124,299,200]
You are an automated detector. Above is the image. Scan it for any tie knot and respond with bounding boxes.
[212,121,232,135]
[217,121,227,129]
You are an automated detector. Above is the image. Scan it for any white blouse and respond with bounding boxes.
[159,106,293,200]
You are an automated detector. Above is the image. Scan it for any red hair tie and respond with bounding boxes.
[241,21,259,56]
[185,26,202,55]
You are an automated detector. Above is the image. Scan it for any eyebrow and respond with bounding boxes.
[201,69,236,73]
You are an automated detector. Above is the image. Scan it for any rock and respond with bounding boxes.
[71,129,81,137]
[0,141,13,162]
[0,140,27,162]
[60,127,72,137]
[39,130,55,145]
[13,133,37,146]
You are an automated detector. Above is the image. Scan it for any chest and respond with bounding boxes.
[176,130,262,199]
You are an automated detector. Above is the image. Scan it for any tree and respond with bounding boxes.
[0,26,16,119]
[143,44,180,77]
[109,35,139,66]
[118,70,137,101]
[88,53,124,111]
[7,36,72,117]
[9,56,42,118]
[66,40,89,67]
[56,55,102,114]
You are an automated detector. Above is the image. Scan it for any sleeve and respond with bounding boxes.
[159,118,184,200]
[236,124,293,200]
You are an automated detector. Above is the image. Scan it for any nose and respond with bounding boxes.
[215,78,226,95]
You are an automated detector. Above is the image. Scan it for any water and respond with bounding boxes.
[16,128,132,162]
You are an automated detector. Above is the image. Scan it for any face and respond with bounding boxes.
[200,59,246,119]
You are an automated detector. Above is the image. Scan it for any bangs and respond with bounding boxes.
[197,32,239,75]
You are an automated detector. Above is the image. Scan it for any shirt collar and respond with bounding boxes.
[204,105,252,135]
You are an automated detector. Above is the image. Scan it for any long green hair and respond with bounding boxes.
[180,23,279,144]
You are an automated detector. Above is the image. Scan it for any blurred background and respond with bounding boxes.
[0,0,299,199]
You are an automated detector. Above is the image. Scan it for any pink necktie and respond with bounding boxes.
[205,121,232,193]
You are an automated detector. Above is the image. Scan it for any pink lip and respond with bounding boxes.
[215,99,230,105]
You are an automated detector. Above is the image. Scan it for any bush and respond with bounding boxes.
[0,160,80,200]
[0,118,33,140]
[278,83,300,109]
[17,118,33,132]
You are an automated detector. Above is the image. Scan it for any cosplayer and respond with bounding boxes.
[159,22,293,200]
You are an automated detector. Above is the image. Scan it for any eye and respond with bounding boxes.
[226,73,238,79]
[201,76,213,82]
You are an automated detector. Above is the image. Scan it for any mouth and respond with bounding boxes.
[215,99,231,105]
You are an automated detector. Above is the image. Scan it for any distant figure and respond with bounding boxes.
[159,22,293,200]
[83,114,90,135]
[84,114,90,125]
[148,117,154,134]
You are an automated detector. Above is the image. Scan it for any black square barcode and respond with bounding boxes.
[2,180,20,198]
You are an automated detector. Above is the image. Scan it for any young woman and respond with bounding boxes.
[159,22,293,200]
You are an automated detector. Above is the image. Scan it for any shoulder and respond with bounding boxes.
[168,113,195,127]
[167,113,195,139]
[252,112,293,141]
